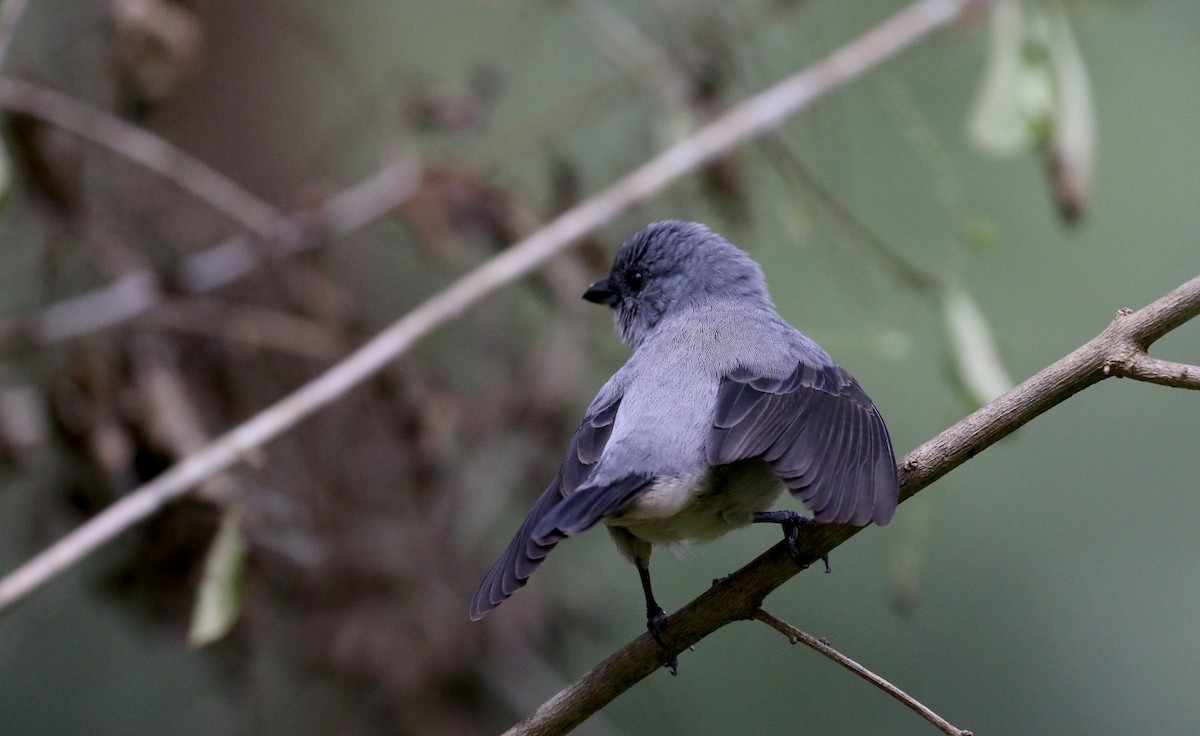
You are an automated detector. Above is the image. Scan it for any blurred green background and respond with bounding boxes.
[0,1,1197,734]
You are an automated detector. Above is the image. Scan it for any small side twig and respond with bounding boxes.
[752,609,971,736]
[1105,352,1200,390]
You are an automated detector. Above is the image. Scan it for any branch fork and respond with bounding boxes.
[1100,309,1200,389]
[0,0,1195,733]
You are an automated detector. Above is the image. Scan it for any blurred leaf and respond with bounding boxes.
[968,0,1056,155]
[1043,1,1095,222]
[941,284,1014,406]
[968,1,1096,222]
[0,142,10,211]
[2,111,79,218]
[187,504,247,648]
[965,213,1000,250]
[888,487,939,616]
[111,0,204,113]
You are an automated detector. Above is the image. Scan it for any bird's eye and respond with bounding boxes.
[626,270,645,292]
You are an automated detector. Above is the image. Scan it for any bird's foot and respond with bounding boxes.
[646,606,678,675]
[753,510,831,572]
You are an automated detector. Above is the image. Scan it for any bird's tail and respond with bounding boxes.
[469,473,651,619]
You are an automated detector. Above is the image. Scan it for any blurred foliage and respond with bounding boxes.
[0,1,1196,736]
[968,0,1095,221]
[187,504,247,648]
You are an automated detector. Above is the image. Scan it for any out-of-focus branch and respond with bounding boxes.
[0,156,419,350]
[0,77,281,236]
[0,0,30,69]
[757,134,944,294]
[132,334,240,506]
[752,609,971,736]
[0,0,31,69]
[0,0,975,618]
[499,272,1200,736]
[566,0,692,113]
[142,299,348,361]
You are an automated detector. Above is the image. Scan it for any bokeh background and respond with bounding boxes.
[0,1,1197,734]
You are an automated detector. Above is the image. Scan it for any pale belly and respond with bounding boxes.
[604,460,785,544]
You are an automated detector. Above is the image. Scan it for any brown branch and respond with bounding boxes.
[499,273,1200,736]
[752,609,971,736]
[898,279,1200,499]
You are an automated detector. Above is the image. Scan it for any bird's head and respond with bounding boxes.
[583,220,771,348]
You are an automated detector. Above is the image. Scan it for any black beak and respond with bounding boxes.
[582,278,619,306]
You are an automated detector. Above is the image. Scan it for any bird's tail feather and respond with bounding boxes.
[469,473,652,619]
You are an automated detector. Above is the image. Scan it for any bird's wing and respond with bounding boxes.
[470,391,644,619]
[707,360,897,526]
[530,472,652,544]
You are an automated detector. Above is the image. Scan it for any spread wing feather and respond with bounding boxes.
[708,361,897,527]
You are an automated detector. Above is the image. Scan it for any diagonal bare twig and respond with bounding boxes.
[752,609,972,736]
[0,77,282,236]
[0,0,975,618]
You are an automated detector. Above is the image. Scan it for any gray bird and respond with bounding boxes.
[470,220,898,654]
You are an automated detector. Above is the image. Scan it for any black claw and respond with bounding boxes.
[647,606,669,648]
[637,563,678,672]
[783,520,804,564]
[753,510,827,570]
[646,607,678,674]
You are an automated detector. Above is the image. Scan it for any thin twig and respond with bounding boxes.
[757,133,944,293]
[752,609,971,736]
[0,77,281,237]
[0,0,973,617]
[1105,352,1200,390]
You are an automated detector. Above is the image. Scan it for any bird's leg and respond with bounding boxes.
[610,526,680,673]
[752,510,831,573]
[636,561,678,675]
